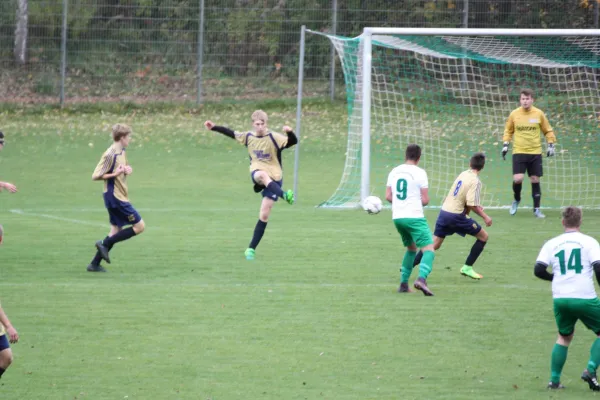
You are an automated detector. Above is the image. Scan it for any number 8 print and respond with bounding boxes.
[453,180,462,197]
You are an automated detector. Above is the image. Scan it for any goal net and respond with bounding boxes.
[312,28,600,209]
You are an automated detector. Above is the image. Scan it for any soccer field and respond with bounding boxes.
[1,101,599,399]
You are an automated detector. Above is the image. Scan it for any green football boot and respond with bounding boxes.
[283,189,295,205]
[460,265,483,280]
[244,248,255,261]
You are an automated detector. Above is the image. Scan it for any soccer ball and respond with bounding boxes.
[362,196,383,214]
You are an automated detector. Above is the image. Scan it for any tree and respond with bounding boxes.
[14,0,28,65]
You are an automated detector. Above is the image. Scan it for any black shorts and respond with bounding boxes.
[512,154,543,177]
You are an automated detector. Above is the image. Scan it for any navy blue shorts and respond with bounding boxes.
[0,334,9,351]
[104,195,142,228]
[434,210,482,238]
[251,171,282,202]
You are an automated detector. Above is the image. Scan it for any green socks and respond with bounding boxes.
[401,250,435,282]
[418,250,435,279]
[548,338,600,384]
[400,251,417,283]
[587,338,600,374]
[551,343,568,384]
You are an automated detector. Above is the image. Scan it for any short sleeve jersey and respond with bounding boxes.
[234,131,289,181]
[386,164,428,219]
[441,170,482,214]
[537,232,600,299]
[502,106,555,155]
[92,142,129,203]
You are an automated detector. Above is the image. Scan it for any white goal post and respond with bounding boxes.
[297,27,600,209]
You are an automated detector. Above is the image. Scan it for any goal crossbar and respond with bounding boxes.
[363,28,600,36]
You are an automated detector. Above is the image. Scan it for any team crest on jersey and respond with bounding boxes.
[529,119,540,123]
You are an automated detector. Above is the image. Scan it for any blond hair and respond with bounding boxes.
[562,206,582,228]
[251,110,268,123]
[112,123,132,141]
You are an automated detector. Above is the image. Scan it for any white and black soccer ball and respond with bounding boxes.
[362,196,383,214]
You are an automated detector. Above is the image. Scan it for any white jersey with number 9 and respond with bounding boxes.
[386,164,429,219]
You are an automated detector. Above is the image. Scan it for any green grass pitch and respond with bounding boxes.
[0,101,599,399]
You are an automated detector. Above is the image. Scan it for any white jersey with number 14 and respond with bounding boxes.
[386,164,428,219]
[536,232,600,299]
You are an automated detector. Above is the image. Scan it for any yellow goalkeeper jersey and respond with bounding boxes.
[503,106,556,155]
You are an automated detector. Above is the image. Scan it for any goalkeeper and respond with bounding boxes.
[501,88,557,218]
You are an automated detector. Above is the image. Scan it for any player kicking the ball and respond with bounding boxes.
[204,110,297,260]
[386,144,436,296]
[412,152,492,280]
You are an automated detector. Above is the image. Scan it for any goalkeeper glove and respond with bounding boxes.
[501,142,509,160]
[547,143,555,157]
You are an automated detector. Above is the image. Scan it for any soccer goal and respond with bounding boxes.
[298,27,600,209]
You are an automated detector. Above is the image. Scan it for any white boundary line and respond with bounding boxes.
[6,208,600,236]
[9,209,106,227]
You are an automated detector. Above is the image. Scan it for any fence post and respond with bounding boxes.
[293,25,306,204]
[197,0,205,104]
[329,0,337,101]
[60,0,68,107]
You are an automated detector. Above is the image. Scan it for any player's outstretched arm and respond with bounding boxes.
[282,125,298,148]
[205,120,235,139]
[534,262,553,281]
[0,182,17,193]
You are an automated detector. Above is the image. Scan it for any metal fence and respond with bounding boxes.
[0,0,599,105]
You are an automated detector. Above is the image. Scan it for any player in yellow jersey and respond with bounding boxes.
[88,124,146,272]
[204,110,297,260]
[412,153,492,279]
[502,88,557,218]
[0,300,19,381]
